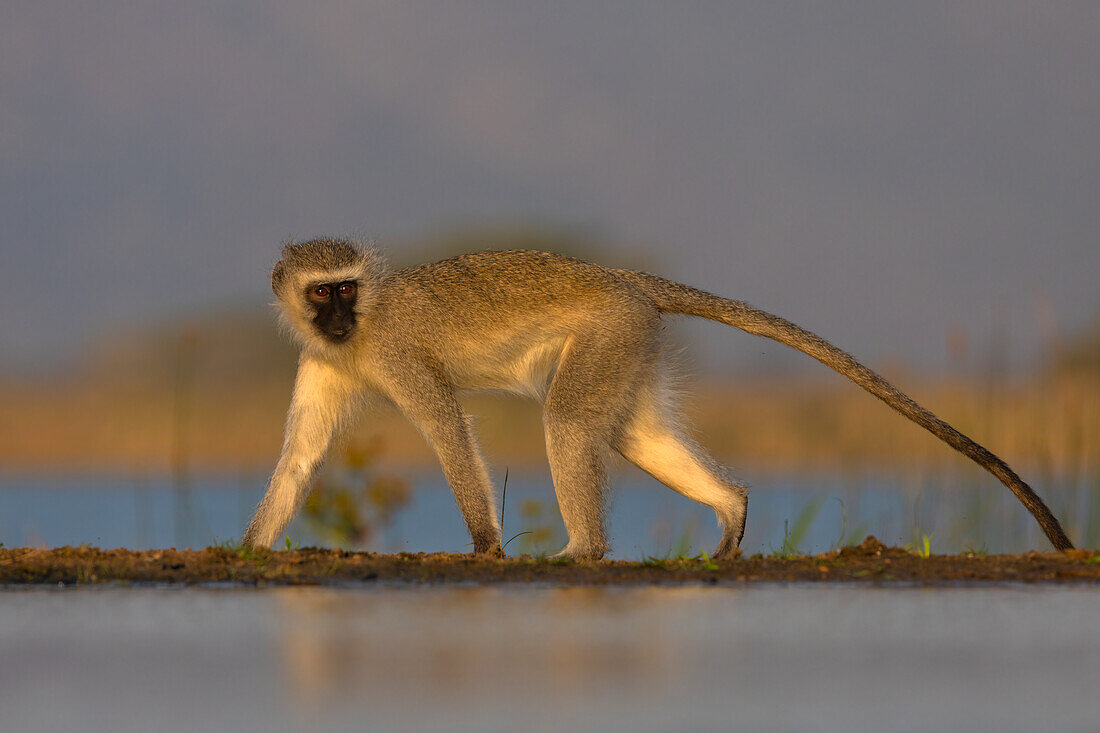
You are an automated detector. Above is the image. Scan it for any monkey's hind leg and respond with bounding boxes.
[544,419,611,562]
[543,339,652,562]
[618,399,748,560]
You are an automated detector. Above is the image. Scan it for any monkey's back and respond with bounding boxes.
[387,250,649,324]
[371,250,660,394]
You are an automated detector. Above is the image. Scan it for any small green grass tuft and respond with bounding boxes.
[696,550,719,571]
[906,533,934,558]
[770,499,823,558]
[213,537,267,562]
[643,550,719,571]
[962,542,988,556]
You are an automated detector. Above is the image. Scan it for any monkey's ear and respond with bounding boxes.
[271,261,287,294]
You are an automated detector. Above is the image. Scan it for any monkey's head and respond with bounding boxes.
[271,238,385,351]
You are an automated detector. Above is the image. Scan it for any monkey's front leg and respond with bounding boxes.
[242,358,358,549]
[387,370,502,554]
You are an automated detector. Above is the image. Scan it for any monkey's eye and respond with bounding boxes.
[313,285,331,299]
[338,282,356,297]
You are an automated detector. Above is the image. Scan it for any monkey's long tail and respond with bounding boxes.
[615,269,1074,552]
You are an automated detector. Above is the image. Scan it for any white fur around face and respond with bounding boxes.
[273,250,385,357]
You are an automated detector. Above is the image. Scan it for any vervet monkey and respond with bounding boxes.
[243,238,1073,558]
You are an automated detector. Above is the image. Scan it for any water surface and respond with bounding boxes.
[2,585,1096,732]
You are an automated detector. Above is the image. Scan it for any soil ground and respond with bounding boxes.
[3,537,1099,586]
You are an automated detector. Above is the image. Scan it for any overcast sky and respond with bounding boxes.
[2,2,1097,374]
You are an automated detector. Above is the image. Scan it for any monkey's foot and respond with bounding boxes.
[548,542,608,562]
[472,534,504,557]
[712,547,743,562]
[712,536,743,562]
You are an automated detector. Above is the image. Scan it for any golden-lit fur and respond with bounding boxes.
[243,239,1073,557]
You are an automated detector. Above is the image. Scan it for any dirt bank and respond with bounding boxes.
[2,537,1098,587]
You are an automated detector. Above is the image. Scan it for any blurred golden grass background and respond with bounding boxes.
[2,225,1096,482]
[2,310,1096,481]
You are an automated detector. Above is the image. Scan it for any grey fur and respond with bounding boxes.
[243,240,1073,557]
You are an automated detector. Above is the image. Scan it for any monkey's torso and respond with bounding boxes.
[351,250,660,401]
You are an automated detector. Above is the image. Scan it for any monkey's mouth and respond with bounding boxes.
[323,327,353,343]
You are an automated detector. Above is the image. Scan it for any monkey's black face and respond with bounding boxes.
[307,281,358,343]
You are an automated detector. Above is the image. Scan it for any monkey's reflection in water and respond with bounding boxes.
[273,587,696,715]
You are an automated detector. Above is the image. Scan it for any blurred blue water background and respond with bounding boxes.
[1,468,1092,555]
